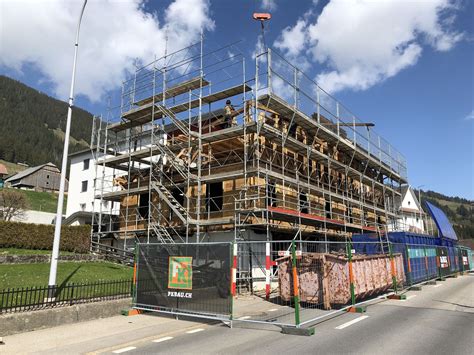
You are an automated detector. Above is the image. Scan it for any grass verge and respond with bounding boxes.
[0,262,133,289]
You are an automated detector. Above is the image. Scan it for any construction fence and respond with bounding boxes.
[132,240,473,328]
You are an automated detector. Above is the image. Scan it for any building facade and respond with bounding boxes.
[90,43,409,250]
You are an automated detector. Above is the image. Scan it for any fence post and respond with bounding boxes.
[291,240,301,327]
[423,246,429,281]
[406,245,412,285]
[265,242,271,300]
[132,242,138,305]
[389,242,398,293]
[387,242,406,300]
[230,241,237,328]
[346,240,366,312]
[346,241,356,306]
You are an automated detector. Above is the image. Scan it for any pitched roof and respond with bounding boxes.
[0,163,7,175]
[5,162,56,183]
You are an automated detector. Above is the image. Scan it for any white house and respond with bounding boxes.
[65,148,121,225]
[390,185,425,233]
[66,129,154,226]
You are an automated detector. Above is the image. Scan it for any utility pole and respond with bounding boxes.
[48,0,88,294]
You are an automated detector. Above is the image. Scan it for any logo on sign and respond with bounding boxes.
[440,256,448,268]
[168,256,192,290]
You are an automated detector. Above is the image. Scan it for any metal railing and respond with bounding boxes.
[0,279,133,314]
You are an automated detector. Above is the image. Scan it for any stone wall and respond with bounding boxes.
[0,253,105,265]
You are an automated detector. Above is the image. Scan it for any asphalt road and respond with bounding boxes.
[3,274,473,354]
[96,274,474,355]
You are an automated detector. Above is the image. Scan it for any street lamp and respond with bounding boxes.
[48,0,88,293]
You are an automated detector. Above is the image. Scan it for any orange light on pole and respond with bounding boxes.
[253,12,271,21]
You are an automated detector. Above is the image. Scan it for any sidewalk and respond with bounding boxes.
[1,312,210,354]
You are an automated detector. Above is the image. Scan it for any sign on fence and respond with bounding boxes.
[135,243,232,318]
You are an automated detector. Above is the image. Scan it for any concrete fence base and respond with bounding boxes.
[0,298,132,336]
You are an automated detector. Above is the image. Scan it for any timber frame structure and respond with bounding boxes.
[90,38,408,249]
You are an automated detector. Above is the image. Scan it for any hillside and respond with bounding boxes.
[0,75,95,169]
[416,189,474,240]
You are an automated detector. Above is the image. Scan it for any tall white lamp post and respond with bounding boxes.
[48,0,88,292]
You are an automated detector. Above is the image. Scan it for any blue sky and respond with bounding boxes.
[1,0,473,199]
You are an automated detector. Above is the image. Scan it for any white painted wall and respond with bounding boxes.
[66,131,156,219]
[66,150,121,217]
[11,210,60,225]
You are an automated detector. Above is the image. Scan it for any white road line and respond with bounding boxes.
[434,284,443,288]
[335,316,369,330]
[152,336,174,343]
[238,316,251,320]
[112,346,137,353]
[186,328,204,334]
[405,295,417,300]
[267,308,278,312]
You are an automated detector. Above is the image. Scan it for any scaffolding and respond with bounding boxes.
[90,37,412,250]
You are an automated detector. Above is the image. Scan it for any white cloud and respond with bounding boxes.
[0,0,214,102]
[261,0,277,11]
[465,110,474,121]
[273,0,463,93]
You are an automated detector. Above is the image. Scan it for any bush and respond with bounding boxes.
[0,221,90,253]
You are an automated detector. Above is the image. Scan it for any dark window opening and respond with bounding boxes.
[348,207,353,224]
[81,180,88,192]
[288,122,297,138]
[267,182,277,207]
[83,159,90,170]
[138,193,149,219]
[299,192,308,214]
[325,201,331,218]
[207,182,223,213]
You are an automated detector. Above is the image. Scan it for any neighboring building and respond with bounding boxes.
[0,163,7,188]
[66,148,124,226]
[4,162,67,192]
[390,185,425,233]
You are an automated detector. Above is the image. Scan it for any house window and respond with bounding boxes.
[299,192,308,214]
[325,201,331,218]
[80,203,86,211]
[206,182,223,213]
[138,193,149,219]
[83,159,90,170]
[81,180,88,192]
[46,174,50,179]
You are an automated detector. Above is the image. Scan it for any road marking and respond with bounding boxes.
[267,308,278,312]
[405,295,417,300]
[186,328,204,334]
[112,346,137,353]
[153,336,174,343]
[335,316,369,330]
[434,284,443,288]
[238,316,251,320]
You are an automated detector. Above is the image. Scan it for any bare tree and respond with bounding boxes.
[0,189,29,221]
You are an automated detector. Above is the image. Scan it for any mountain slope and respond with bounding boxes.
[0,75,94,168]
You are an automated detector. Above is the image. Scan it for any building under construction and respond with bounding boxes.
[90,39,408,250]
